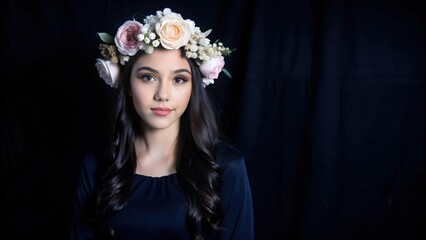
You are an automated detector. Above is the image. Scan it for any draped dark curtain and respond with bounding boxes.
[2,0,425,239]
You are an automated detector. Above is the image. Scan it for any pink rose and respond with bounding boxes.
[199,56,225,79]
[95,58,120,88]
[114,20,143,56]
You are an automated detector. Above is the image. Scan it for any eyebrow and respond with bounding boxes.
[136,66,191,75]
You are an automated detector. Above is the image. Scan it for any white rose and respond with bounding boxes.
[155,13,193,49]
[95,59,120,88]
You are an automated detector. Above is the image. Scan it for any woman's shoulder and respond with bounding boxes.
[215,140,243,161]
[78,150,102,178]
[82,150,99,167]
[215,140,248,178]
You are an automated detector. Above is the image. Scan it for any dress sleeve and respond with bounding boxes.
[217,144,254,239]
[70,152,98,240]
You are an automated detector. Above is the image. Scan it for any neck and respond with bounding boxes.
[134,123,180,176]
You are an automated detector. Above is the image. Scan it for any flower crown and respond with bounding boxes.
[95,8,234,88]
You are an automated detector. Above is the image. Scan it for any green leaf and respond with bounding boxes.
[98,32,114,44]
[204,29,212,37]
[222,68,232,78]
[223,47,236,56]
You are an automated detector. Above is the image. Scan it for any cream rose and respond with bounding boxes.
[199,56,225,79]
[95,59,120,88]
[155,13,193,49]
[115,20,143,56]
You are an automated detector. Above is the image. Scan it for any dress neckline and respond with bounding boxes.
[134,172,177,179]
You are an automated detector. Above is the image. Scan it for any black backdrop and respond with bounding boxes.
[2,0,425,239]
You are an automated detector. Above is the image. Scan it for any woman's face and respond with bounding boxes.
[130,49,192,131]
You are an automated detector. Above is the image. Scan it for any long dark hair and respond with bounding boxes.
[95,49,223,239]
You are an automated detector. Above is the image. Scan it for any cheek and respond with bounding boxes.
[131,88,150,111]
[179,87,192,108]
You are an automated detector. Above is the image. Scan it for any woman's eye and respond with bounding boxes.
[174,77,187,84]
[141,75,155,82]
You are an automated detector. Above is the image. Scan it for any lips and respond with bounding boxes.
[151,107,173,116]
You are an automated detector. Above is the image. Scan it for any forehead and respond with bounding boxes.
[133,49,190,72]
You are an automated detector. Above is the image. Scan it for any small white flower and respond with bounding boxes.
[198,38,210,46]
[163,8,171,14]
[141,25,149,34]
[202,78,215,87]
[120,55,129,64]
[190,45,198,52]
[145,46,154,54]
[152,39,160,47]
[138,34,145,41]
[207,48,214,55]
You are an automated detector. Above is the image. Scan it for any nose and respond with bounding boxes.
[154,81,169,102]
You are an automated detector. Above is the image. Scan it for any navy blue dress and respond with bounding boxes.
[70,141,254,239]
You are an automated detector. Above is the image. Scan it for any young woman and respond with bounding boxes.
[71,8,253,240]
